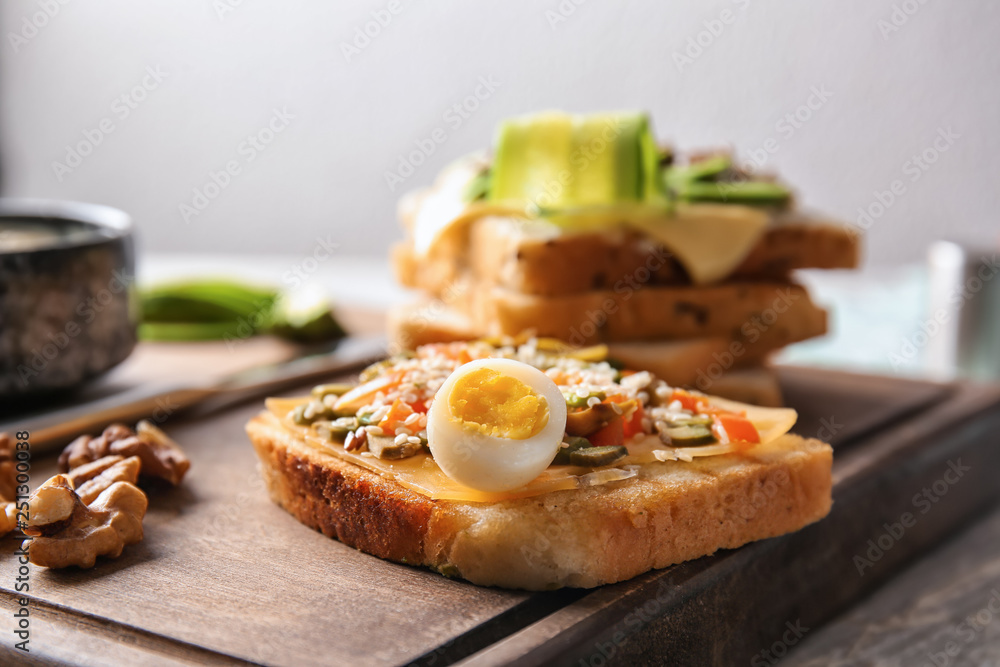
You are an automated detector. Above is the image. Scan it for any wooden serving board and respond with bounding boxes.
[2,364,999,666]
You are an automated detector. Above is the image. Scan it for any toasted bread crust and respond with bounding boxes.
[395,217,859,297]
[457,282,827,345]
[248,412,832,590]
[253,415,436,563]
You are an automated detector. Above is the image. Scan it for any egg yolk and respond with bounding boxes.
[448,368,549,439]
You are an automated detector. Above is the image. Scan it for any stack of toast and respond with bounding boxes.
[388,116,858,407]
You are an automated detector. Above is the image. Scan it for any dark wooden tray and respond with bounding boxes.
[2,365,999,666]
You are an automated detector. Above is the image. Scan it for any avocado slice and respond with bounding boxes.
[488,111,665,209]
[664,154,732,188]
[675,180,791,205]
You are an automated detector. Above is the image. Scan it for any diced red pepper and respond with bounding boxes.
[713,413,760,449]
[587,417,625,448]
[379,398,415,432]
[670,390,706,413]
[623,402,645,439]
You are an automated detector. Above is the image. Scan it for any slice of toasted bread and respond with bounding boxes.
[247,411,831,590]
[394,212,858,297]
[453,281,826,346]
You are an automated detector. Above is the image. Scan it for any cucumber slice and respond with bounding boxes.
[553,436,591,465]
[664,155,732,188]
[665,415,713,427]
[562,390,607,409]
[664,424,716,446]
[569,445,628,467]
[367,434,422,460]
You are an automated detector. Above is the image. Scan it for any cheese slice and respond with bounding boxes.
[629,203,769,284]
[413,198,768,285]
[266,396,797,503]
[539,201,770,284]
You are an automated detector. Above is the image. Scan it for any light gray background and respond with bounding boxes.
[1,0,998,266]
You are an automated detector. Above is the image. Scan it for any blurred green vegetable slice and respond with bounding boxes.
[673,180,790,205]
[488,111,665,209]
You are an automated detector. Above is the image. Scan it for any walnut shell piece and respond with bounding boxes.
[58,421,190,486]
[25,477,148,569]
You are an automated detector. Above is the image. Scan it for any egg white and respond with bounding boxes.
[427,358,568,493]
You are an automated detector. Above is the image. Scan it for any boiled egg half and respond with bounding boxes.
[427,358,567,492]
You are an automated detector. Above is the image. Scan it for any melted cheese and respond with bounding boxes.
[412,193,769,285]
[266,396,797,503]
[630,203,770,284]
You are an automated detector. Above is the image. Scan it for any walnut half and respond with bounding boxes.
[66,455,142,504]
[24,475,147,569]
[59,421,190,486]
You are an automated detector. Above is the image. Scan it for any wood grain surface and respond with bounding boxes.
[786,503,1000,666]
[0,363,997,666]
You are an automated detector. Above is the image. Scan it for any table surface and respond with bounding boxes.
[3,254,999,665]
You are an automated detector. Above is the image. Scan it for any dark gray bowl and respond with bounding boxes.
[0,199,137,399]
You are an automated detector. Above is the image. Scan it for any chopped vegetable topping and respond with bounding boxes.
[283,338,763,470]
